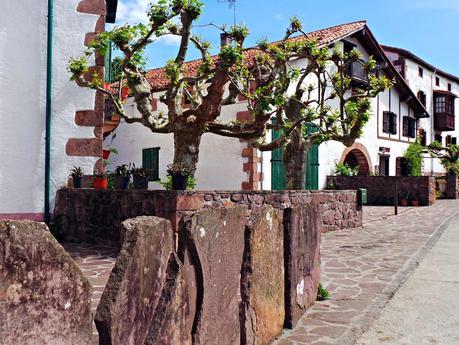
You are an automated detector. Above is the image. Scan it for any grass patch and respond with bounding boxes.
[317,283,330,301]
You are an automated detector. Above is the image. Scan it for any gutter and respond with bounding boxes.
[44,0,53,223]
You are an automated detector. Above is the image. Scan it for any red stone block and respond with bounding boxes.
[77,0,106,16]
[66,138,102,157]
[75,110,103,126]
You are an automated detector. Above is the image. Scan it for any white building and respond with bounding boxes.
[382,45,459,174]
[0,0,118,221]
[106,21,446,191]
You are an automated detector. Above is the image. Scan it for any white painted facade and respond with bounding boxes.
[0,0,105,219]
[384,47,459,175]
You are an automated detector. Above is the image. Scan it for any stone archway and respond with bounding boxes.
[340,143,372,176]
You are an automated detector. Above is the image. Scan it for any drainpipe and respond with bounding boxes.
[44,0,54,223]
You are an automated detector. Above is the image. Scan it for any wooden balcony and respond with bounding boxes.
[434,112,455,131]
[348,60,369,86]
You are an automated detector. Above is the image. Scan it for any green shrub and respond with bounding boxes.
[160,175,196,190]
[403,141,423,176]
[317,283,330,301]
[333,162,359,176]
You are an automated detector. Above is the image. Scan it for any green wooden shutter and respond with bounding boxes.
[142,147,160,181]
[305,124,319,190]
[271,120,286,190]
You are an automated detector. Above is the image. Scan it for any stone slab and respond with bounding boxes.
[0,220,93,345]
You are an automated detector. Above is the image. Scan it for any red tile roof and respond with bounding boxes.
[144,20,367,92]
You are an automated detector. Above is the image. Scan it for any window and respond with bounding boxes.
[434,94,455,115]
[403,116,416,138]
[448,83,452,92]
[418,67,423,78]
[419,128,427,146]
[435,134,443,144]
[383,111,397,134]
[417,90,427,107]
[379,155,390,176]
[446,135,452,146]
[436,77,440,86]
[452,137,457,145]
[142,147,160,181]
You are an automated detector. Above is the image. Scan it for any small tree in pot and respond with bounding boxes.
[130,165,149,190]
[70,166,84,188]
[167,163,192,190]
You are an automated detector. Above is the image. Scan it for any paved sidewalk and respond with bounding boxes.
[356,213,459,345]
[275,200,459,345]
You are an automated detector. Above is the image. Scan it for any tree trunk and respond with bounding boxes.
[283,126,307,190]
[173,125,203,177]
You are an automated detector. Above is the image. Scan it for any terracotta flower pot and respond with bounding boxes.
[102,149,111,160]
[411,200,419,207]
[400,198,408,207]
[93,177,108,190]
[121,86,129,100]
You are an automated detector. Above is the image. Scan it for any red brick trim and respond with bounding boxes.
[66,138,102,157]
[236,111,251,122]
[240,135,261,190]
[75,110,103,126]
[76,0,106,16]
[0,213,44,221]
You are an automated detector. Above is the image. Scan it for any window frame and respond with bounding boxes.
[383,111,397,135]
[142,147,161,181]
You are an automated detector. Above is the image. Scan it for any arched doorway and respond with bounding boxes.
[340,143,372,176]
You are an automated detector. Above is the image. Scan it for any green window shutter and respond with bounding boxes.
[142,147,160,181]
[271,118,286,190]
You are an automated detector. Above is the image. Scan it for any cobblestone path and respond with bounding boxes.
[275,200,459,345]
[63,244,118,344]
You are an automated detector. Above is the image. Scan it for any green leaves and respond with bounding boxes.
[404,141,423,176]
[67,57,88,80]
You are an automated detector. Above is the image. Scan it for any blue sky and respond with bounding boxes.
[113,0,459,75]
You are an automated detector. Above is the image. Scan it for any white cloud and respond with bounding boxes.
[115,0,155,24]
[157,34,182,46]
[274,13,284,21]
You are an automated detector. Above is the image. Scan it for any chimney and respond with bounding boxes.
[220,33,233,49]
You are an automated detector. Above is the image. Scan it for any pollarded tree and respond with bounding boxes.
[68,0,273,177]
[425,141,459,175]
[212,18,393,189]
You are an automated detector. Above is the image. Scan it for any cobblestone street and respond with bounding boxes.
[275,200,459,345]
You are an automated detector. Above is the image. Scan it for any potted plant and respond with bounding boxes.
[411,199,419,207]
[113,164,131,190]
[93,172,108,190]
[102,146,118,160]
[167,163,191,190]
[400,191,409,207]
[131,165,149,190]
[70,166,83,188]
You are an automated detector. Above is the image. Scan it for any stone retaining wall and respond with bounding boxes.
[53,189,362,244]
[327,176,436,206]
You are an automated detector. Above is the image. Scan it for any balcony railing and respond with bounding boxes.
[434,113,455,131]
[348,60,369,85]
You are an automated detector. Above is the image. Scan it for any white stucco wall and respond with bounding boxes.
[0,0,100,217]
[107,93,248,190]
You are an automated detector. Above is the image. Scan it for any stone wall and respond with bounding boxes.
[53,189,362,244]
[327,176,436,206]
[445,175,459,199]
[95,204,321,345]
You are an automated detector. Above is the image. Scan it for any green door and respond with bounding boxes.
[305,124,319,190]
[270,123,319,190]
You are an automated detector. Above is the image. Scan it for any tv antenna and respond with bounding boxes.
[218,0,237,26]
